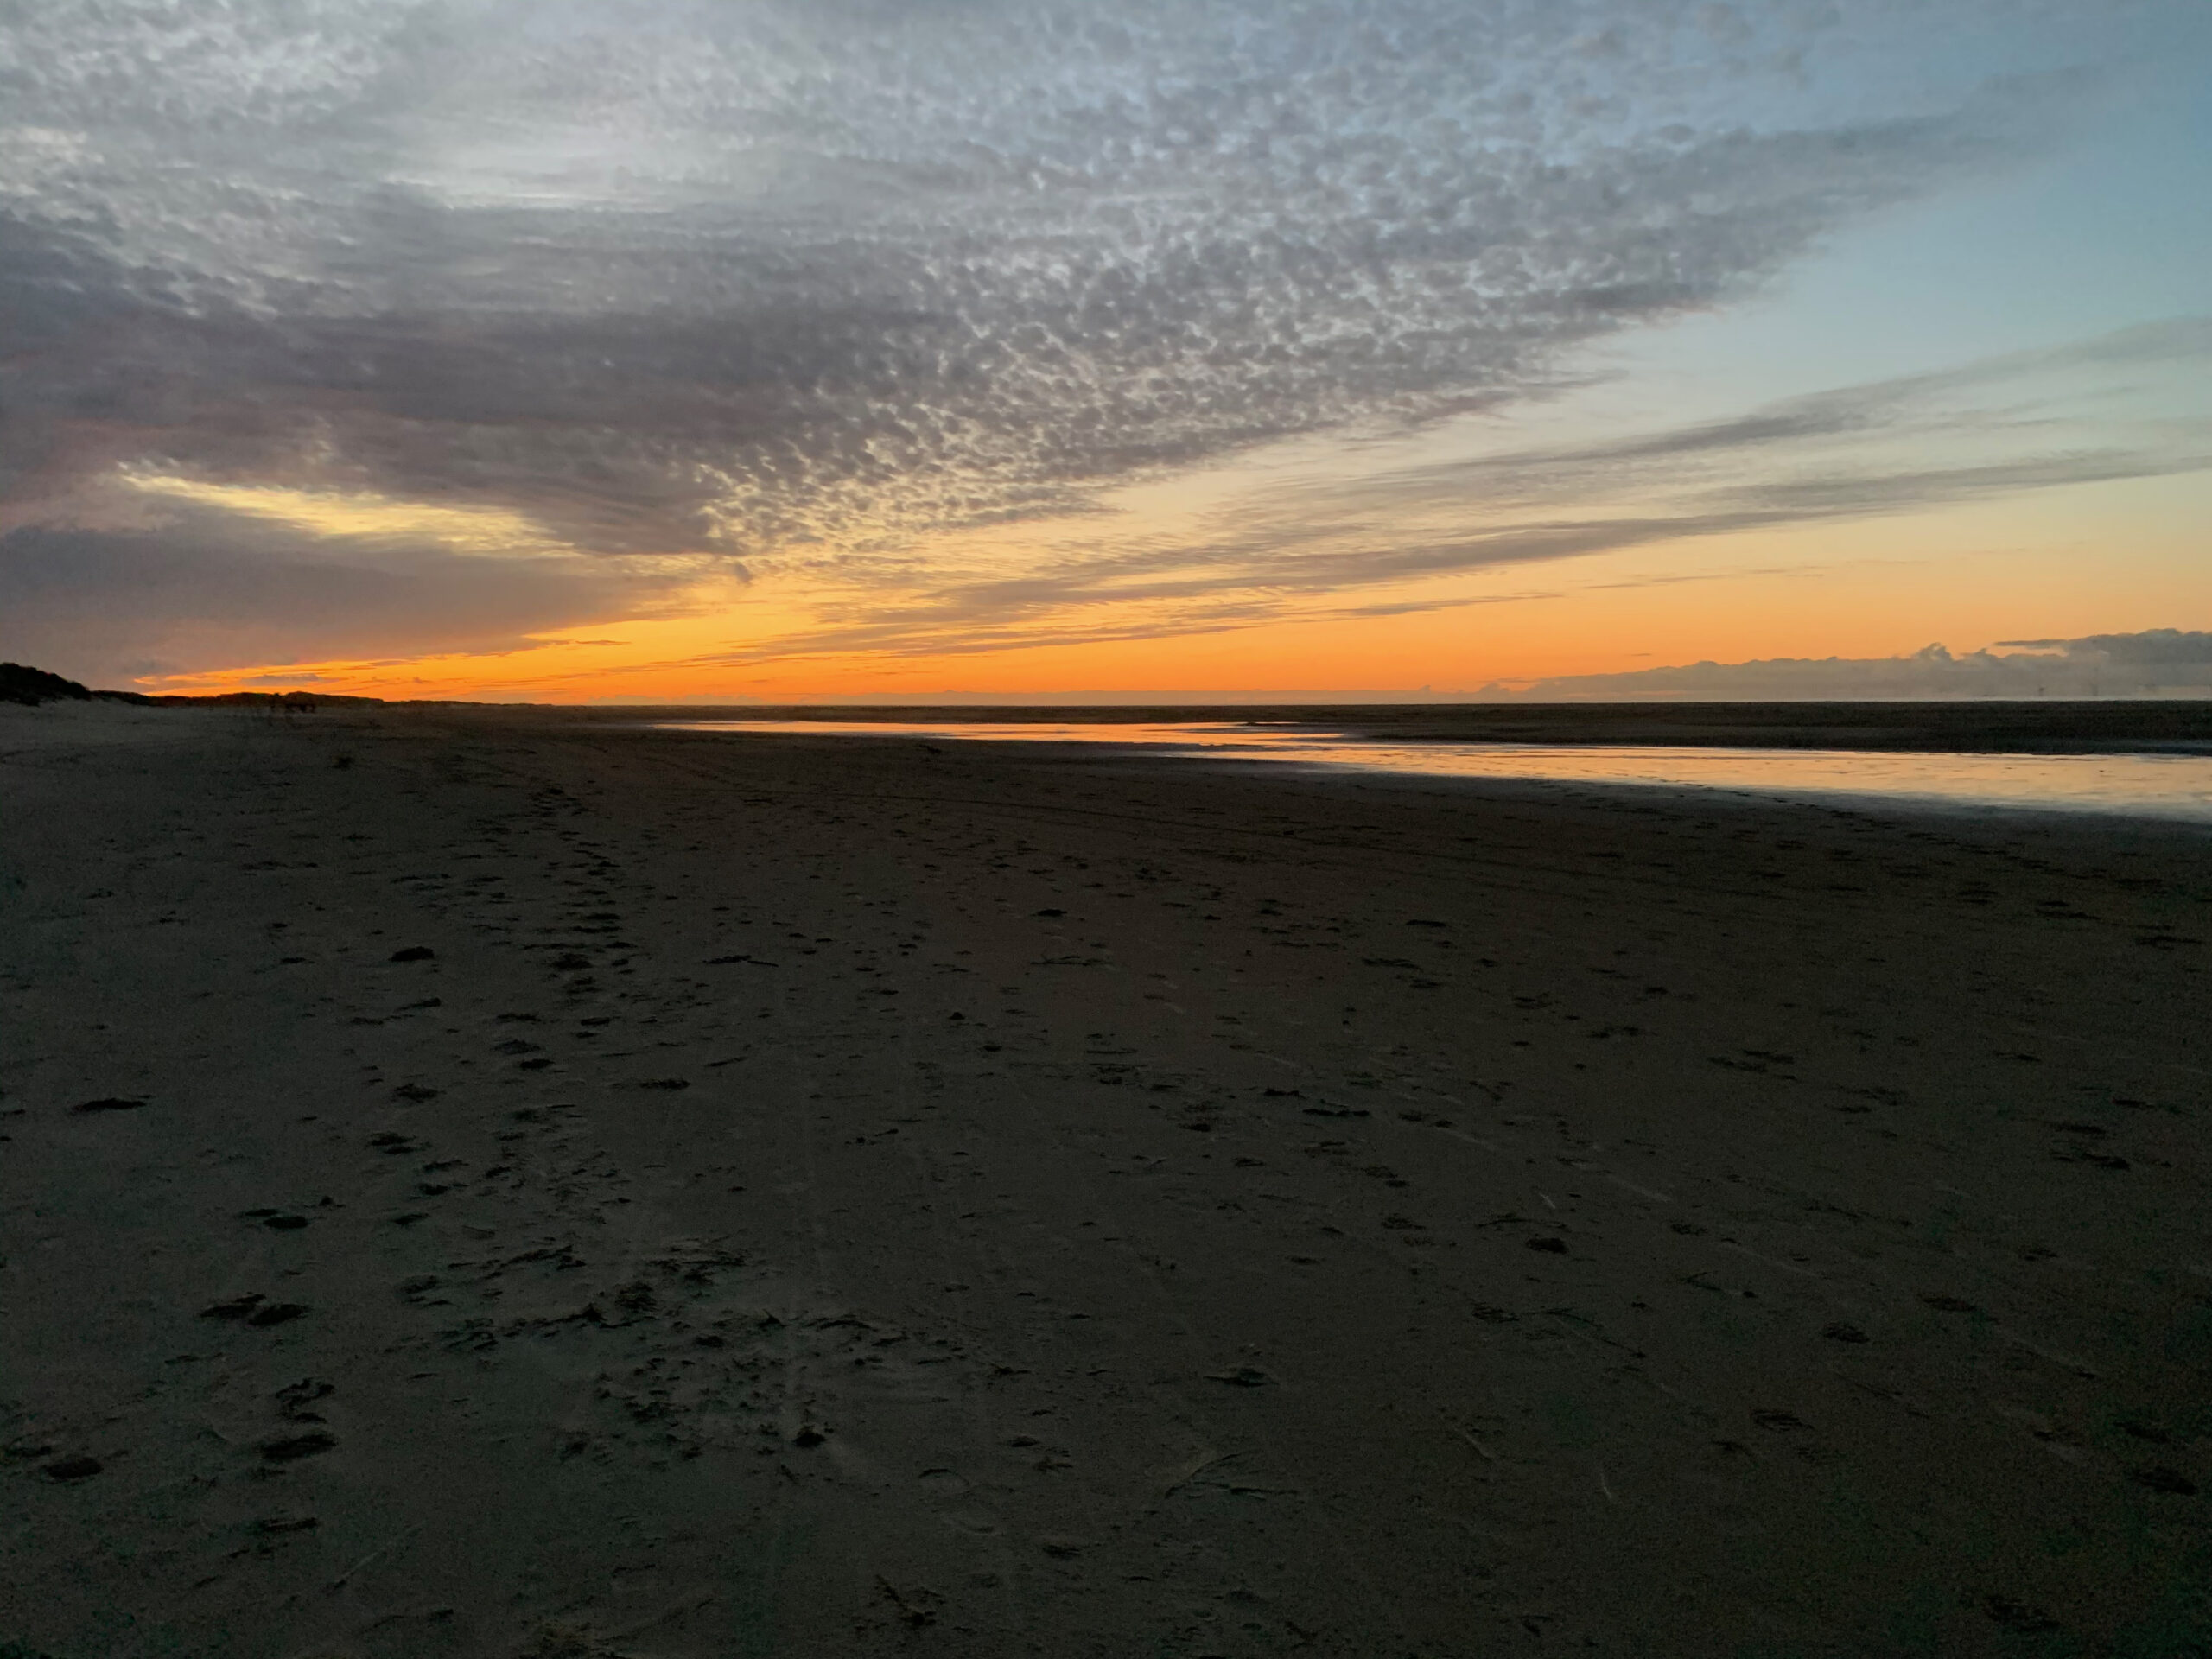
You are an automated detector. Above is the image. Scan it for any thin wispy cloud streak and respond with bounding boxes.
[673,318,2211,663]
[0,1,2202,682]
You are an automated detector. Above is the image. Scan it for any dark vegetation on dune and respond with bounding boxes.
[0,661,385,709]
[0,662,98,705]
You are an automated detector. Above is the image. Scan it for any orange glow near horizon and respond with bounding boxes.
[127,440,2212,703]
[144,532,2210,704]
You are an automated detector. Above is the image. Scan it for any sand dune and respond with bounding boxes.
[3,702,2206,1656]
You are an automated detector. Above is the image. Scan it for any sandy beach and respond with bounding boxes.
[3,701,2206,1658]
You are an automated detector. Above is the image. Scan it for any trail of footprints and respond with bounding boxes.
[8,718,2204,1656]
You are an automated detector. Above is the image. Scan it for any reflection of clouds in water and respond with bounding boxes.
[661,721,2212,822]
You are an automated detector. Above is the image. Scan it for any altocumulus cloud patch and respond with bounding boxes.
[0,0,2199,676]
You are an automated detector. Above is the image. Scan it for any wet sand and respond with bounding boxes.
[3,701,2207,1657]
[594,699,2212,753]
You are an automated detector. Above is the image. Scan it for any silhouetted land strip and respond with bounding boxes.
[0,662,391,709]
[600,699,2212,753]
[10,662,2207,749]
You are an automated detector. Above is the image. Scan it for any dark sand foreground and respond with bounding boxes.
[3,702,2207,1657]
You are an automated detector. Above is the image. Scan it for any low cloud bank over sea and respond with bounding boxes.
[1478,629,2212,702]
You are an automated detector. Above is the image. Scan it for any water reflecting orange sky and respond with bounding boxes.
[660,721,2212,823]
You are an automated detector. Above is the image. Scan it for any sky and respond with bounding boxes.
[1,0,2207,701]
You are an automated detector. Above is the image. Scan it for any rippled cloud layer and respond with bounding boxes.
[0,1,2198,679]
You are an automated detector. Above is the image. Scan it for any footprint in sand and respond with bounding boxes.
[259,1432,336,1463]
[200,1294,310,1327]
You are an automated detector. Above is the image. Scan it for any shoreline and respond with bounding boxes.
[583,697,2212,754]
[19,689,2212,753]
[650,721,2212,829]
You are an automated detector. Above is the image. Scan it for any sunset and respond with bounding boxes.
[4,6,2209,1656]
[3,2,2206,699]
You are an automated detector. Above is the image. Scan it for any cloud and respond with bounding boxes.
[1997,629,2212,667]
[665,316,2212,664]
[0,503,700,686]
[1,1,2201,674]
[1482,630,2212,700]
